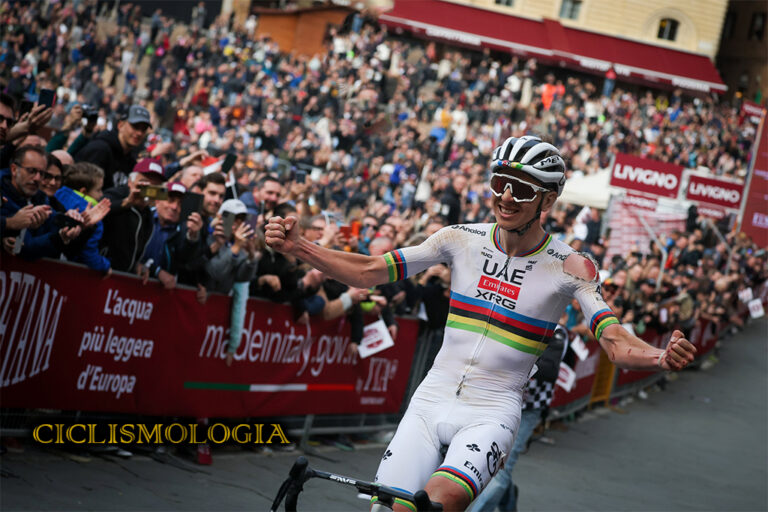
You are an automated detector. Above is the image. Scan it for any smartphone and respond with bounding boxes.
[245,213,261,232]
[295,169,307,184]
[221,153,237,174]
[339,225,352,239]
[53,214,83,229]
[221,211,235,239]
[19,100,33,116]
[139,185,169,201]
[350,220,361,238]
[38,88,56,108]
[180,192,203,221]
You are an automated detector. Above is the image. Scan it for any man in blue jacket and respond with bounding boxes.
[1,145,81,259]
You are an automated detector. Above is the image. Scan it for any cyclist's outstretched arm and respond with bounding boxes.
[597,323,695,371]
[565,253,696,372]
[265,216,389,288]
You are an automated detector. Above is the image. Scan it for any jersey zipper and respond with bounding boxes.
[456,253,511,397]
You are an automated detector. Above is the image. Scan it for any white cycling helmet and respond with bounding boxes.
[491,135,566,196]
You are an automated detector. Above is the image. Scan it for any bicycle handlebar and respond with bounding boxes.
[270,456,443,512]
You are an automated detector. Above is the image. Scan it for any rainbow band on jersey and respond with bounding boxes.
[447,291,553,355]
[590,308,620,340]
[371,494,416,512]
[433,466,478,501]
[490,225,552,257]
[383,250,408,282]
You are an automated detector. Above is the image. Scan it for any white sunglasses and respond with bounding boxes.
[488,172,550,202]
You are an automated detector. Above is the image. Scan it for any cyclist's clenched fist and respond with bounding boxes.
[265,216,300,254]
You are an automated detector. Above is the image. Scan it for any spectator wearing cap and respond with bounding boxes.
[204,198,259,295]
[137,182,203,289]
[99,157,165,273]
[54,161,112,273]
[74,105,152,189]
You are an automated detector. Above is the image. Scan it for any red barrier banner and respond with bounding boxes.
[610,153,684,199]
[685,173,744,210]
[549,335,599,409]
[741,108,768,247]
[696,204,727,220]
[0,257,419,418]
[741,100,764,125]
[624,192,658,211]
[687,319,719,357]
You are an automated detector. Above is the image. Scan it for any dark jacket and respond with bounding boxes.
[74,130,137,189]
[99,185,154,272]
[440,185,462,225]
[142,217,205,279]
[0,169,65,260]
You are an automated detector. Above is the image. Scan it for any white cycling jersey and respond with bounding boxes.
[374,224,618,508]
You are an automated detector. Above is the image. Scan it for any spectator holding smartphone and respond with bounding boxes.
[1,145,80,258]
[137,182,203,289]
[204,199,259,295]
[100,157,165,273]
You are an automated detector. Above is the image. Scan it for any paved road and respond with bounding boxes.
[2,318,766,511]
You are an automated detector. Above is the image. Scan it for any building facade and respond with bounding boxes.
[456,0,728,60]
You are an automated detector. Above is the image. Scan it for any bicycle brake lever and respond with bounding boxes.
[413,490,443,511]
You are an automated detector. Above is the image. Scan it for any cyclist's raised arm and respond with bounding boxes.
[266,217,454,289]
[266,216,388,288]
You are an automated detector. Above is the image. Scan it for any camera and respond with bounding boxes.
[82,105,98,122]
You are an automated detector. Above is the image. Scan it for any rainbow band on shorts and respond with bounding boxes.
[371,488,416,512]
[433,466,478,501]
[590,308,620,340]
[383,250,408,282]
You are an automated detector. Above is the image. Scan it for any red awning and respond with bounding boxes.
[379,0,555,60]
[379,0,726,94]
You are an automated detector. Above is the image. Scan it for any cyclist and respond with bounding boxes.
[265,135,696,511]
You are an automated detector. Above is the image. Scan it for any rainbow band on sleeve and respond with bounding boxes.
[590,308,620,340]
[432,466,478,501]
[383,250,408,282]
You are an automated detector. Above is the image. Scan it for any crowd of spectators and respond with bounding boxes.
[1,0,765,408]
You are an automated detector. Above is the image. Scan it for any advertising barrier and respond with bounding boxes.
[685,173,744,210]
[0,257,419,418]
[610,153,684,199]
[740,107,768,247]
[2,258,764,427]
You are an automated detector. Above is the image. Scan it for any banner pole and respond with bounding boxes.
[735,108,767,236]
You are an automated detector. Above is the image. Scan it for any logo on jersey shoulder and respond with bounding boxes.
[466,443,481,452]
[382,449,393,461]
[452,225,487,236]
[486,442,502,476]
[546,248,568,261]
